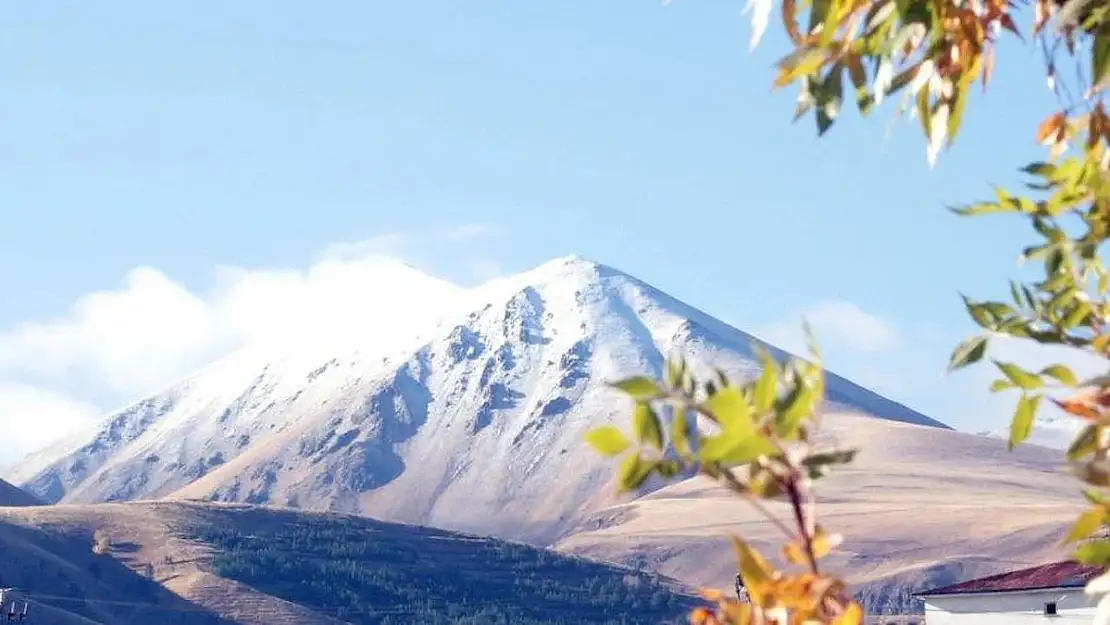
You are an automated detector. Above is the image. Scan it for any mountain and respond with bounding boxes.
[7,256,944,546]
[556,410,1082,614]
[0,500,700,624]
[0,477,44,507]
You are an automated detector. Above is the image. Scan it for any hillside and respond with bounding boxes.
[556,411,1083,614]
[0,477,44,507]
[0,500,701,624]
[6,256,942,546]
[0,255,1093,618]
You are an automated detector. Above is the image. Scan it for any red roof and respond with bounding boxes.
[921,561,1104,596]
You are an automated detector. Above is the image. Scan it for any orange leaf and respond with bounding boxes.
[999,13,1024,39]
[689,607,716,625]
[1036,112,1067,144]
[1053,396,1102,421]
[783,0,802,44]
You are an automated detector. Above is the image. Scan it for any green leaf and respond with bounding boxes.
[801,449,858,479]
[664,357,688,391]
[1020,161,1057,177]
[814,63,845,136]
[1008,394,1041,450]
[698,430,777,465]
[947,336,989,372]
[775,376,817,436]
[704,386,755,432]
[671,409,692,459]
[845,53,870,113]
[617,453,656,493]
[948,202,1013,216]
[610,376,664,400]
[994,361,1044,391]
[632,402,664,450]
[1075,539,1110,566]
[1068,425,1101,461]
[961,295,997,330]
[584,426,631,457]
[1008,281,1024,308]
[1064,303,1092,329]
[802,320,822,360]
[1094,29,1110,90]
[1066,506,1108,544]
[946,53,980,145]
[989,379,1016,393]
[752,347,780,412]
[747,467,786,499]
[1084,489,1110,507]
[1040,364,1079,387]
[656,460,681,479]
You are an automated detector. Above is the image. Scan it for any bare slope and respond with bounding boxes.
[556,411,1083,614]
[9,257,943,546]
[0,500,699,624]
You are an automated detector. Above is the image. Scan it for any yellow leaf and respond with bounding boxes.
[783,541,808,566]
[774,47,828,89]
[832,601,864,625]
[811,525,843,559]
[732,536,774,603]
[1066,506,1108,544]
[698,588,724,602]
[720,601,752,624]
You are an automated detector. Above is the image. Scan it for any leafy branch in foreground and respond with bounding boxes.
[945,132,1110,613]
[733,0,1110,614]
[584,330,863,625]
[742,0,1110,167]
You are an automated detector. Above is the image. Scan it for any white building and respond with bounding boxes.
[916,560,1103,624]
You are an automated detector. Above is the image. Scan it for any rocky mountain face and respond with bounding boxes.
[7,256,943,546]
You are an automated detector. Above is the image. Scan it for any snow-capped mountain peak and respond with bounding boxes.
[8,256,946,544]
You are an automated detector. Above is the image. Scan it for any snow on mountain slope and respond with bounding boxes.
[10,255,945,545]
[6,260,466,504]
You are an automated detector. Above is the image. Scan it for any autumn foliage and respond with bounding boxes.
[584,0,1110,622]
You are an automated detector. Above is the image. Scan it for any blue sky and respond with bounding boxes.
[0,1,1083,457]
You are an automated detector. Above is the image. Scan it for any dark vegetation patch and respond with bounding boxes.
[183,509,700,624]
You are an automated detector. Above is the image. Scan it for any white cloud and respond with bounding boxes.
[758,300,901,355]
[0,267,219,397]
[316,233,411,263]
[441,223,496,241]
[0,385,101,462]
[0,225,496,462]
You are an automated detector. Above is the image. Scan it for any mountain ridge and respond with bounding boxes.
[8,256,944,546]
[0,255,1088,618]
